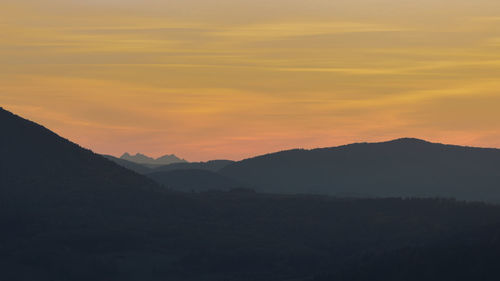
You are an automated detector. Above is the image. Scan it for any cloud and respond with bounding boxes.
[2,0,500,160]
[210,21,405,40]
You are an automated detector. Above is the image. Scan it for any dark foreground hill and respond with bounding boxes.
[313,221,500,281]
[0,108,157,192]
[220,138,500,202]
[3,107,500,281]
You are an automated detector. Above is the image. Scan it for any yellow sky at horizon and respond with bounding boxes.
[1,0,500,161]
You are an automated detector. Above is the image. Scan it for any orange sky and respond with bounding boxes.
[2,0,500,161]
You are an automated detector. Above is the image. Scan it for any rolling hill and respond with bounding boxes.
[102,154,152,174]
[4,107,500,281]
[103,156,235,188]
[149,160,234,173]
[0,108,157,193]
[220,138,500,202]
[147,169,245,192]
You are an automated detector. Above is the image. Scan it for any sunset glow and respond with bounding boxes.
[2,0,500,160]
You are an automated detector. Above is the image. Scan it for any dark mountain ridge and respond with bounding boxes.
[102,154,153,174]
[4,107,500,280]
[103,156,236,189]
[220,138,500,202]
[0,108,157,192]
[150,159,234,173]
[147,169,245,192]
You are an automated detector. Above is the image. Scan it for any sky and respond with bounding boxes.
[1,0,500,161]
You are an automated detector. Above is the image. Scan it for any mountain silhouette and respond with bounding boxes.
[103,154,152,174]
[105,157,233,174]
[147,169,245,192]
[150,159,234,173]
[5,107,500,281]
[220,138,500,202]
[103,155,234,188]
[0,107,157,193]
[121,152,187,166]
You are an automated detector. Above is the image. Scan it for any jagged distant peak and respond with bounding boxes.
[120,152,187,165]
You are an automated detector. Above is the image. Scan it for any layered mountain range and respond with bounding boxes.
[107,136,500,202]
[121,152,187,166]
[3,106,500,281]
